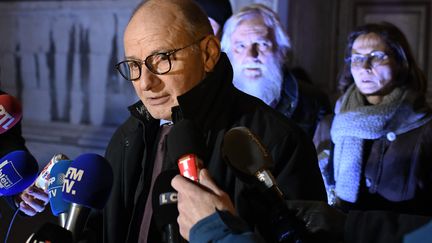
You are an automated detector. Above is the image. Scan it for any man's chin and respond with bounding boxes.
[147,109,172,121]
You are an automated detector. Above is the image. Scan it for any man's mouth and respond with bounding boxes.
[243,68,262,78]
[147,95,170,105]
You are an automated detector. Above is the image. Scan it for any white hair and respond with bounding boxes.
[221,4,291,63]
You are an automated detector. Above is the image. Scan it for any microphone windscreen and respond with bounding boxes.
[48,160,72,216]
[62,153,113,209]
[0,150,38,196]
[166,119,206,162]
[0,94,22,134]
[152,169,179,230]
[221,127,272,177]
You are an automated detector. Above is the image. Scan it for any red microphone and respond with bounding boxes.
[166,120,206,182]
[0,94,22,134]
[177,154,200,182]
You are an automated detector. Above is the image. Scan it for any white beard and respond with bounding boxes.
[232,58,284,107]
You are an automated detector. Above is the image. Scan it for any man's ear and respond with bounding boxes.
[200,35,221,72]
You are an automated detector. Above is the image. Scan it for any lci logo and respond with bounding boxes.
[159,192,178,205]
[0,160,22,189]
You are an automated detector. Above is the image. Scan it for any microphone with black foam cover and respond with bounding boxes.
[166,119,206,182]
[0,150,38,196]
[25,222,73,243]
[0,94,22,134]
[221,127,304,243]
[152,169,182,243]
[62,153,113,241]
[48,159,72,227]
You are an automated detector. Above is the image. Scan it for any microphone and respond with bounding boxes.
[25,222,73,243]
[152,169,182,243]
[166,119,205,182]
[0,150,38,196]
[0,94,22,134]
[35,153,70,190]
[62,153,113,241]
[48,159,72,227]
[221,127,304,243]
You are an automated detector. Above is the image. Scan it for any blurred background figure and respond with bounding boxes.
[314,22,432,216]
[195,0,232,39]
[221,4,331,137]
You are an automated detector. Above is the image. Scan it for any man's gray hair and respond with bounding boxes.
[221,4,291,62]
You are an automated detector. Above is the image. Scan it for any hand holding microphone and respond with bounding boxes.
[171,169,235,240]
[24,153,113,243]
[166,120,235,240]
[17,154,69,216]
[17,185,49,216]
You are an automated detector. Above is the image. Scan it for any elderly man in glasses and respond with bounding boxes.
[101,0,325,242]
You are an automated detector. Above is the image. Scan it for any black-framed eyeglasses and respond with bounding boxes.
[115,37,205,81]
[347,51,391,68]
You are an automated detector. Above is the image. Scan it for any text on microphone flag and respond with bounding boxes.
[0,159,23,190]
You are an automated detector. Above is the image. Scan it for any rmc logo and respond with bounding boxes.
[62,167,84,195]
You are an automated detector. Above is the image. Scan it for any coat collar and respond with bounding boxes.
[275,71,299,118]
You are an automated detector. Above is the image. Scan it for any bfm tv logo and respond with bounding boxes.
[62,167,84,195]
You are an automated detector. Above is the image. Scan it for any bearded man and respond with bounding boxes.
[221,4,331,137]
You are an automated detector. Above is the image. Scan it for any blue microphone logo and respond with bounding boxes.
[0,159,22,190]
[62,167,84,195]
[48,173,66,198]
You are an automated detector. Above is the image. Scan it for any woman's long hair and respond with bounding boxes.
[338,22,427,95]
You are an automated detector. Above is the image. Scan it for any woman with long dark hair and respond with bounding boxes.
[314,22,432,216]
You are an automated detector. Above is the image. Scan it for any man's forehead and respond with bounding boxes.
[235,16,270,34]
[124,9,189,53]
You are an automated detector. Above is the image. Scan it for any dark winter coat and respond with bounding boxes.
[102,54,326,243]
[275,72,331,138]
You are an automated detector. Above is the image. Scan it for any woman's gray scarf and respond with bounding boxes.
[330,84,432,202]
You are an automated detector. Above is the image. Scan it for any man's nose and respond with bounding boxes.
[246,44,259,58]
[138,66,159,91]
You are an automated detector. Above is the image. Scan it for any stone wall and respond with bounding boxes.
[0,1,140,164]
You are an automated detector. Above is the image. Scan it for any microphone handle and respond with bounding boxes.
[164,223,182,243]
[58,212,68,228]
[65,203,90,240]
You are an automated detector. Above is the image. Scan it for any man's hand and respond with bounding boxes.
[15,185,49,216]
[171,169,235,240]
